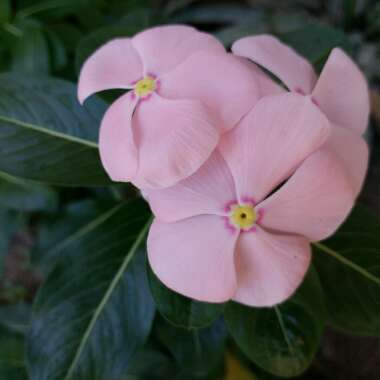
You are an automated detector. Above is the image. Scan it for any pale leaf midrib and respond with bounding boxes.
[313,242,380,287]
[0,114,99,149]
[62,216,152,380]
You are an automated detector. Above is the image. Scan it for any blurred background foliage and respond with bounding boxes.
[1,0,380,379]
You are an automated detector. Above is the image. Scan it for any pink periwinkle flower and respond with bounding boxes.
[232,34,370,195]
[78,25,260,189]
[146,92,365,307]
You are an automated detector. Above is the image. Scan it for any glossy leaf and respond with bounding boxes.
[0,0,11,25]
[10,19,50,74]
[0,73,110,186]
[0,171,57,212]
[225,268,326,378]
[148,266,224,329]
[313,205,380,336]
[156,317,227,378]
[0,326,28,380]
[27,199,156,380]
[282,24,353,66]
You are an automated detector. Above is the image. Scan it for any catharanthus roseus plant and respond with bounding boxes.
[2,2,379,379]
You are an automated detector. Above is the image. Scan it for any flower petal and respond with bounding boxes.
[99,93,138,182]
[312,48,369,135]
[327,125,368,196]
[232,35,317,93]
[145,150,236,222]
[78,38,142,104]
[234,227,311,307]
[160,51,260,130]
[259,148,356,242]
[235,56,285,97]
[132,94,220,189]
[132,25,224,76]
[148,216,238,303]
[219,93,330,203]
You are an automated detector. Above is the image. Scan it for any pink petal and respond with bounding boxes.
[132,25,224,77]
[132,94,220,189]
[234,227,311,307]
[232,35,317,94]
[148,216,238,303]
[78,38,142,104]
[259,148,356,242]
[145,150,236,222]
[160,51,260,130]
[312,48,370,135]
[326,125,368,196]
[219,93,330,203]
[99,94,138,182]
[235,56,285,97]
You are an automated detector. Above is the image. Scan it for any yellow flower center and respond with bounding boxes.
[230,204,257,230]
[134,76,156,97]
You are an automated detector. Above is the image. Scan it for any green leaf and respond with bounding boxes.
[0,326,28,380]
[225,268,326,378]
[0,0,11,25]
[0,73,111,186]
[148,266,224,329]
[313,205,380,336]
[27,199,156,380]
[156,317,227,377]
[0,171,57,212]
[32,199,112,272]
[10,19,50,74]
[282,24,353,67]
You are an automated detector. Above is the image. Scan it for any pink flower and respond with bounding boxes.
[146,93,360,307]
[232,34,369,196]
[78,25,260,189]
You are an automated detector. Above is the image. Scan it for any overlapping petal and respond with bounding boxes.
[219,93,330,202]
[233,228,311,307]
[259,148,355,242]
[312,48,370,135]
[236,57,285,97]
[132,25,225,76]
[99,94,138,182]
[132,94,220,189]
[326,126,368,196]
[78,38,142,104]
[160,51,260,130]
[146,150,236,222]
[232,35,317,93]
[148,216,238,303]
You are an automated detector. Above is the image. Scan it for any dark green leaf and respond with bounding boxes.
[0,0,11,25]
[313,205,380,336]
[225,268,326,378]
[0,73,111,186]
[10,19,50,74]
[156,317,227,378]
[282,24,353,67]
[0,171,57,212]
[27,199,155,380]
[32,199,112,272]
[0,326,28,380]
[148,265,224,329]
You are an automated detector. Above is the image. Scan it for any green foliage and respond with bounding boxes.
[225,268,326,378]
[27,199,155,380]
[0,1,379,379]
[148,266,224,329]
[314,206,380,336]
[0,74,110,186]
